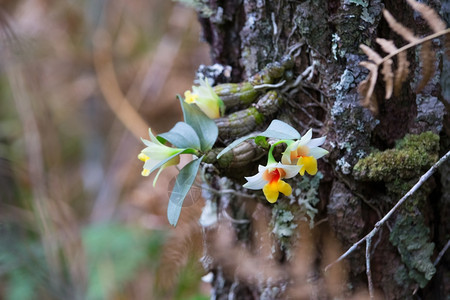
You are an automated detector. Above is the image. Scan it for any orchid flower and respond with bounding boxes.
[138,129,185,186]
[184,78,224,119]
[281,129,328,176]
[243,144,300,203]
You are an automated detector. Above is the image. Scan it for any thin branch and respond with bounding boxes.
[271,12,278,37]
[222,209,251,224]
[254,80,286,90]
[366,239,374,299]
[199,185,257,199]
[325,150,450,272]
[379,28,450,66]
[434,239,450,266]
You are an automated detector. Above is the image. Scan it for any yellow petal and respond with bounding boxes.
[298,156,317,175]
[263,182,280,203]
[163,155,180,168]
[277,180,292,196]
[196,101,220,119]
[138,153,149,162]
[184,90,198,104]
[141,168,150,176]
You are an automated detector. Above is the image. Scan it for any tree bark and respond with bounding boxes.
[193,1,449,299]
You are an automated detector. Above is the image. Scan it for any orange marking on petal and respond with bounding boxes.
[263,168,282,183]
[290,151,297,162]
[297,145,310,157]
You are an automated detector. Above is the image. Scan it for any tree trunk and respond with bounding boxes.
[192,1,449,299]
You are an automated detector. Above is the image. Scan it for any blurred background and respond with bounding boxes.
[0,0,211,299]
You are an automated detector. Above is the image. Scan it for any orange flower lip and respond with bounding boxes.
[263,168,286,183]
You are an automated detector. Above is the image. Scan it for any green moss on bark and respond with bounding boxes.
[353,132,440,181]
[353,132,439,289]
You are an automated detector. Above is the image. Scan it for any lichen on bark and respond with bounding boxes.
[390,214,436,289]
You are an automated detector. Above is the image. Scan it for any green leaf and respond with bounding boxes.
[148,148,196,174]
[258,119,300,139]
[216,120,300,159]
[254,136,270,148]
[158,122,201,150]
[167,156,204,226]
[179,96,218,151]
[216,133,255,159]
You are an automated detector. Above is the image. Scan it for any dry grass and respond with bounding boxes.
[0,1,210,299]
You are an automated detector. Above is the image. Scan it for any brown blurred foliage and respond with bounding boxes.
[0,0,211,299]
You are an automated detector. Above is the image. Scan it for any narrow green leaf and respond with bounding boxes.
[178,95,218,151]
[216,133,256,159]
[148,148,195,174]
[158,122,201,150]
[258,119,300,139]
[167,156,204,226]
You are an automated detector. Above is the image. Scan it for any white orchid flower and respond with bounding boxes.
[138,129,185,186]
[243,162,300,203]
[281,129,328,176]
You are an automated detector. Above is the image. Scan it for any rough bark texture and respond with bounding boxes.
[193,0,449,299]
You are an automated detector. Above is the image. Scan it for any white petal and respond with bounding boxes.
[285,141,299,153]
[281,141,300,164]
[275,163,301,178]
[142,145,172,159]
[243,172,267,190]
[258,165,267,172]
[307,136,326,148]
[309,147,329,159]
[298,129,312,146]
[281,153,291,165]
[143,159,159,172]
[141,138,152,147]
[152,167,165,187]
[148,129,161,144]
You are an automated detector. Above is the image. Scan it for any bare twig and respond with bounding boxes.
[366,238,374,299]
[222,209,251,224]
[287,41,303,57]
[271,12,278,37]
[434,239,450,266]
[197,184,257,199]
[325,150,450,291]
[254,80,286,90]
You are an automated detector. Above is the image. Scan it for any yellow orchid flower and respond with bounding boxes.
[184,78,224,119]
[281,129,328,176]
